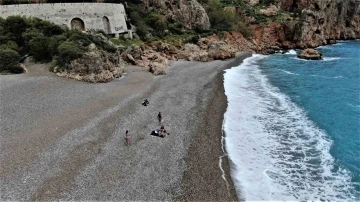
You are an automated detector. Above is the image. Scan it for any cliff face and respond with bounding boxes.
[254,0,360,49]
[142,0,210,30]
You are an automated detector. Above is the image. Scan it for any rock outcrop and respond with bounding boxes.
[259,5,279,17]
[298,48,323,60]
[120,31,256,72]
[55,44,123,83]
[122,44,169,75]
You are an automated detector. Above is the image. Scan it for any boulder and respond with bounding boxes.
[327,39,337,44]
[243,0,259,5]
[208,41,237,60]
[298,48,323,60]
[149,62,166,75]
[259,5,279,17]
[126,54,136,64]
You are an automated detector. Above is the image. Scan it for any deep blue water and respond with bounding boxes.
[258,41,360,198]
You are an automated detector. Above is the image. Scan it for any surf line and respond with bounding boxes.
[219,119,230,195]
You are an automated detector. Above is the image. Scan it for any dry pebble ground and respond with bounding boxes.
[0,54,250,201]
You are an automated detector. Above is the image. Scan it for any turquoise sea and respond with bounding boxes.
[223,40,360,200]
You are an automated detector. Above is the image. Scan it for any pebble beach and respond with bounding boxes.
[0,53,251,201]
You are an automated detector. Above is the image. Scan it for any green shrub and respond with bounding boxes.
[22,28,42,44]
[69,32,93,46]
[0,49,23,74]
[48,35,67,57]
[49,58,58,72]
[168,22,185,35]
[207,0,237,31]
[135,22,149,38]
[259,0,276,6]
[57,41,86,67]
[234,21,252,38]
[29,36,51,62]
[0,41,20,52]
[190,35,200,44]
[3,16,29,47]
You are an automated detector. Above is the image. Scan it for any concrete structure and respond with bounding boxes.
[0,3,131,37]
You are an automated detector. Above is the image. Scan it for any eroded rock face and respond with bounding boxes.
[56,44,123,83]
[284,0,359,47]
[142,0,210,31]
[249,0,360,50]
[298,48,323,60]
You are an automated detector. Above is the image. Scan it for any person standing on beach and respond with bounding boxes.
[157,112,162,124]
[125,130,131,146]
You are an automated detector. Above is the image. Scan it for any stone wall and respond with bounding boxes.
[0,3,129,36]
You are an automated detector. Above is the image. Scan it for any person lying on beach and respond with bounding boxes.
[159,129,168,137]
[125,130,131,146]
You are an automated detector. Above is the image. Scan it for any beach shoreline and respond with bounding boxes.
[177,54,251,201]
[0,54,251,201]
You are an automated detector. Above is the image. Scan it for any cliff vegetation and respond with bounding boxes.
[1,0,359,81]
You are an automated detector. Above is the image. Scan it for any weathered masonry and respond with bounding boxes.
[0,3,131,37]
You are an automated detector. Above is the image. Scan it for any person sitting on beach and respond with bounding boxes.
[125,130,131,146]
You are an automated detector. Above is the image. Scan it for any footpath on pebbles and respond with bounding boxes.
[0,53,250,201]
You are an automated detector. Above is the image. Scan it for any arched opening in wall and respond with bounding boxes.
[71,18,85,31]
[102,16,111,34]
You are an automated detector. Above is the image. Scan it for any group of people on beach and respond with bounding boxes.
[155,112,169,137]
[125,100,170,146]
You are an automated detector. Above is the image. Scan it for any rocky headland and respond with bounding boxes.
[118,0,360,73]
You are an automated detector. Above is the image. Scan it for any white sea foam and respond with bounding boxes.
[285,50,297,55]
[323,57,341,61]
[223,55,355,200]
[277,69,299,75]
[310,75,347,79]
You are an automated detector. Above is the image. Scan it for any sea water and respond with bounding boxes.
[223,40,360,200]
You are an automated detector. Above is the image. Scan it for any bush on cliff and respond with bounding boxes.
[0,49,23,74]
[48,35,67,57]
[67,31,117,53]
[57,41,87,68]
[207,0,236,31]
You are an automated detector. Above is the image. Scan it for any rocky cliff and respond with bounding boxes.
[251,0,360,49]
